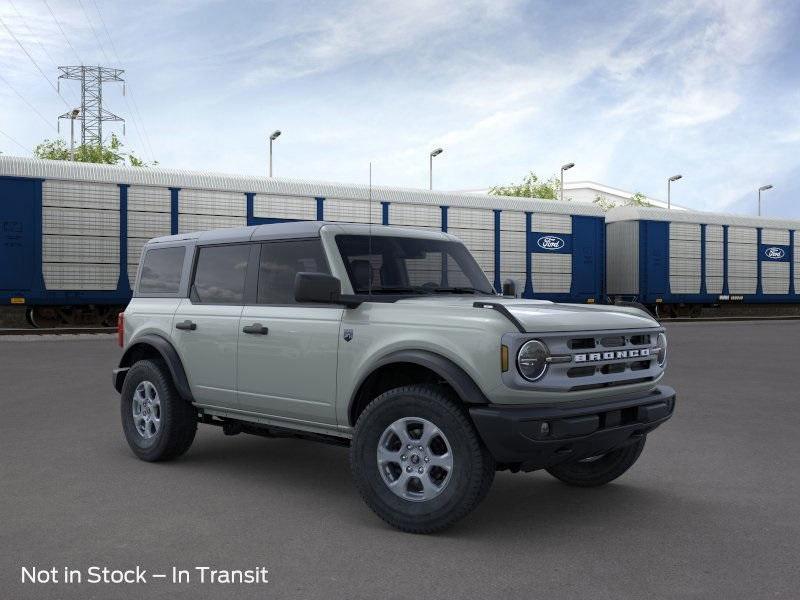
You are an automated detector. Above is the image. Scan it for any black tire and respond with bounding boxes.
[120,359,197,462]
[350,384,495,534]
[545,436,646,487]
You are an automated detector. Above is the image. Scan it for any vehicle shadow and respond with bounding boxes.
[152,430,697,542]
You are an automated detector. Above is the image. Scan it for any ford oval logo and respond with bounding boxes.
[537,235,565,250]
[765,246,785,259]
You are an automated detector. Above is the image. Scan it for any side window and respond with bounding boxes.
[192,244,250,304]
[138,246,186,295]
[258,239,330,304]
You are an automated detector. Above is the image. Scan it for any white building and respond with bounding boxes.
[455,181,687,210]
[563,181,686,210]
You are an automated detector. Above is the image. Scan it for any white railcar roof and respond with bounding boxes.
[605,205,800,230]
[0,155,603,217]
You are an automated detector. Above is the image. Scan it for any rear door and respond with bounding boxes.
[172,243,254,409]
[237,239,342,426]
[0,178,37,291]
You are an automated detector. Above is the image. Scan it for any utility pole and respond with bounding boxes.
[560,162,575,201]
[269,130,281,177]
[667,174,682,209]
[57,66,125,146]
[429,148,443,190]
[758,184,773,216]
[68,108,79,160]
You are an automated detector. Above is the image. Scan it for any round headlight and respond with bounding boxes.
[517,340,550,381]
[655,332,667,366]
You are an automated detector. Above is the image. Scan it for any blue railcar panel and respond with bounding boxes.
[169,188,180,235]
[756,228,763,296]
[0,177,38,292]
[790,231,795,295]
[118,184,130,294]
[570,216,604,300]
[700,224,707,295]
[639,220,669,302]
[523,212,533,298]
[493,210,501,291]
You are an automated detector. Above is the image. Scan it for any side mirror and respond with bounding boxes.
[502,279,517,297]
[295,272,342,304]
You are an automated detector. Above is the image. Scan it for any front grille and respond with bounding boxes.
[503,327,664,392]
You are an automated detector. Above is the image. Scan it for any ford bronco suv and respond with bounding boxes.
[113,222,675,533]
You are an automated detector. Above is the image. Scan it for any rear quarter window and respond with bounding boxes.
[191,244,250,304]
[138,246,186,295]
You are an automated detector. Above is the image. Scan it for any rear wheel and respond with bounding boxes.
[545,436,646,487]
[350,384,494,534]
[120,359,197,462]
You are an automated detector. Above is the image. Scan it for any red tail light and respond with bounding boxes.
[117,312,124,347]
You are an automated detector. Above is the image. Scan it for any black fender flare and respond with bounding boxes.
[350,349,489,424]
[114,334,193,401]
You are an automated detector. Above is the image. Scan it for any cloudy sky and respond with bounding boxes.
[1,0,798,216]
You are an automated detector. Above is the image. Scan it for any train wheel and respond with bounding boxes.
[28,307,64,328]
[689,304,702,318]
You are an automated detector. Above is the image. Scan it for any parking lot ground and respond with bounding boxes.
[1,321,799,599]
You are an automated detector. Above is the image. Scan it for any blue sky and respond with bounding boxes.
[1,0,799,216]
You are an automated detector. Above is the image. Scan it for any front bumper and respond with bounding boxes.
[469,385,676,471]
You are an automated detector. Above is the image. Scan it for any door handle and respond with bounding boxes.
[242,323,269,335]
[175,320,197,331]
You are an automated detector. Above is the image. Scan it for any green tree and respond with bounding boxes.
[489,171,563,200]
[628,191,652,207]
[593,191,653,212]
[33,134,156,166]
[593,194,617,211]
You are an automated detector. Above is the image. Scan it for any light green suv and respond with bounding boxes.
[113,221,675,533]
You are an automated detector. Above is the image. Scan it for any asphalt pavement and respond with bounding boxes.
[1,321,798,599]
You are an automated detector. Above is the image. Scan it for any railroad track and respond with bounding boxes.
[664,315,800,323]
[0,327,115,336]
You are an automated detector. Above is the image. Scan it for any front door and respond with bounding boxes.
[237,239,342,426]
[172,243,253,409]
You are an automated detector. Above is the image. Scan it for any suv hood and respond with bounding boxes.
[396,296,659,332]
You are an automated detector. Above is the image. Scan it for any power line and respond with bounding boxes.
[76,0,112,64]
[43,0,83,66]
[89,0,156,162]
[0,126,31,153]
[0,14,70,108]
[0,72,59,132]
[7,0,81,106]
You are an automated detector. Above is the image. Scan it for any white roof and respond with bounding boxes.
[0,156,604,217]
[606,205,800,229]
[564,181,685,210]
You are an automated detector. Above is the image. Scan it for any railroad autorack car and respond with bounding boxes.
[0,157,606,326]
[606,206,800,317]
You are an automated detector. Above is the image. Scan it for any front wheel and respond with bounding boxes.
[350,384,495,534]
[545,436,647,487]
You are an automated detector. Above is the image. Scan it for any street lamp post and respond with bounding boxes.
[560,162,575,202]
[269,130,281,177]
[667,174,682,209]
[68,108,80,161]
[429,148,443,190]
[758,184,773,216]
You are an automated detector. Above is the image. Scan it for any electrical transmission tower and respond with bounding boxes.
[57,66,125,146]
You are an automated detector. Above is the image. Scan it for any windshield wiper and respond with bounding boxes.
[432,286,483,294]
[353,286,428,295]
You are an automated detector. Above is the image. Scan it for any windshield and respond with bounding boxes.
[335,235,495,296]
